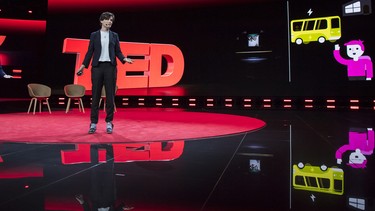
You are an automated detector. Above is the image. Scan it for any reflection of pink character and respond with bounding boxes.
[333,40,373,80]
[336,128,374,168]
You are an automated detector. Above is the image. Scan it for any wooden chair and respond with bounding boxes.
[27,83,52,114]
[64,84,86,113]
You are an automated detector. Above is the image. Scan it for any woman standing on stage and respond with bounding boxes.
[76,11,133,134]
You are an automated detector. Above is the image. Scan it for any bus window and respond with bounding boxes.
[304,20,315,31]
[318,177,330,189]
[293,21,302,31]
[306,176,318,187]
[334,179,343,192]
[331,18,340,28]
[295,175,305,185]
[315,19,327,30]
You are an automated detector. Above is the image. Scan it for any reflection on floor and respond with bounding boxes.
[1,109,375,211]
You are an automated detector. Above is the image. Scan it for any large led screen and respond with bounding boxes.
[1,0,374,98]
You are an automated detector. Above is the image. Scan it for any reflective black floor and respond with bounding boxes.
[1,109,375,211]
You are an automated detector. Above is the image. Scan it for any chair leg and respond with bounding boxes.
[99,98,103,110]
[102,98,117,112]
[27,99,32,114]
[33,99,38,114]
[28,98,36,114]
[46,98,51,114]
[77,99,81,112]
[78,99,82,112]
[28,98,51,114]
[79,98,85,113]
[66,98,71,113]
[38,99,42,113]
[101,98,107,111]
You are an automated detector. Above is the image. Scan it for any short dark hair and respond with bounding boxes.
[99,12,115,22]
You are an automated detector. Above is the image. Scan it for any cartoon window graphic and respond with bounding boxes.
[293,162,344,195]
[335,128,374,168]
[290,16,341,45]
[343,0,372,16]
[348,197,366,210]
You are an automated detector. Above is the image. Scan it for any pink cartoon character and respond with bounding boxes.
[333,40,373,80]
[336,128,374,168]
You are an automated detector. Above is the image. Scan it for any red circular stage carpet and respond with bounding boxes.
[0,108,266,144]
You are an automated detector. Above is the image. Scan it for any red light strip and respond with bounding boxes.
[0,18,46,33]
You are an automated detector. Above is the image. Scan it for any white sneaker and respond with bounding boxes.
[106,122,113,134]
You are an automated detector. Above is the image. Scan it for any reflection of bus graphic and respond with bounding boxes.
[291,16,341,45]
[293,162,344,195]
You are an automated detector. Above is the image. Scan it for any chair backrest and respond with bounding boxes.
[27,83,51,98]
[64,84,86,97]
[101,85,118,97]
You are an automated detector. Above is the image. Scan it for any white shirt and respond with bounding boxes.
[99,30,111,62]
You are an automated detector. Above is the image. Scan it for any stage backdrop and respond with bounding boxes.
[0,0,374,98]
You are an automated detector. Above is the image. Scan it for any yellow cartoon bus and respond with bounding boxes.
[291,16,341,45]
[293,162,344,195]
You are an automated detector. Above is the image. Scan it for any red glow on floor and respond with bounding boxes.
[0,108,266,144]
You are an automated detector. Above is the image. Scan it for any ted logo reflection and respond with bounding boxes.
[0,140,185,210]
[61,141,184,164]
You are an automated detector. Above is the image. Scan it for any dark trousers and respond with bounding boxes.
[89,145,116,209]
[91,62,117,123]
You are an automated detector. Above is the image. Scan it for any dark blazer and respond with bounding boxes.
[82,30,126,68]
